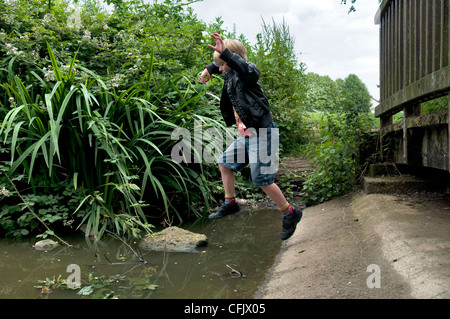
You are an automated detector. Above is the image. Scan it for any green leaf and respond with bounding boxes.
[77,285,94,296]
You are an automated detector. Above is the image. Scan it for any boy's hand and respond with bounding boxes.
[208,32,226,54]
[201,68,210,84]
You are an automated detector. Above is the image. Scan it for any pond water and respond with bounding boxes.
[0,207,283,299]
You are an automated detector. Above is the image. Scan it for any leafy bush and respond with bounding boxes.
[301,101,376,206]
[0,42,226,239]
[0,0,224,239]
[421,95,448,114]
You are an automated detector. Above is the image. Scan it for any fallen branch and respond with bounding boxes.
[3,172,72,247]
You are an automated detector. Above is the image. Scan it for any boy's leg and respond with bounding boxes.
[211,136,247,220]
[260,183,302,240]
[260,183,290,212]
[209,164,241,219]
[219,164,236,205]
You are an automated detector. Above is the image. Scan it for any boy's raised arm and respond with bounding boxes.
[208,32,226,54]
[219,49,261,85]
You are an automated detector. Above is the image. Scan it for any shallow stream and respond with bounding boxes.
[0,207,283,299]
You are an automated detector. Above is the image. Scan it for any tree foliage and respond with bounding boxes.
[304,73,372,113]
[337,74,372,113]
[341,0,382,13]
[304,73,340,112]
[251,18,307,153]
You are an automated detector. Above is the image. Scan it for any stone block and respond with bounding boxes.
[363,175,447,194]
[139,226,207,252]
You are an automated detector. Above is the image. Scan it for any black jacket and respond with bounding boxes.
[205,48,273,129]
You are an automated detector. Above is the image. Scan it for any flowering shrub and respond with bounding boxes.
[0,0,221,239]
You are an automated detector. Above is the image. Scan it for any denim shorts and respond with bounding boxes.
[217,121,279,187]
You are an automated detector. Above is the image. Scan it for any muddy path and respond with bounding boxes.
[257,191,450,299]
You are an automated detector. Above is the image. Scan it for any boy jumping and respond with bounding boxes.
[200,32,302,241]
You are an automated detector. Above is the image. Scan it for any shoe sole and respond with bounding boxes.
[208,206,241,219]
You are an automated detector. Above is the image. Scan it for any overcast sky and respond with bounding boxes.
[189,0,381,105]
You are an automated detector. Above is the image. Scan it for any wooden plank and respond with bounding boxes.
[375,66,450,117]
[414,0,420,83]
[393,1,398,94]
[403,0,410,87]
[407,0,413,85]
[432,0,441,72]
[393,4,397,98]
[399,0,403,93]
[425,0,432,76]
[380,111,449,133]
[375,0,395,24]
[419,0,425,80]
[385,6,390,99]
[441,0,450,68]
[441,0,447,68]
[403,105,408,163]
[380,15,386,101]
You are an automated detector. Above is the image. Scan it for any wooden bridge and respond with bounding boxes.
[374,0,450,172]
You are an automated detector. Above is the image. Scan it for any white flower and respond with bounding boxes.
[82,29,91,41]
[103,24,108,30]
[1,187,9,196]
[8,97,15,108]
[43,65,56,82]
[6,44,19,56]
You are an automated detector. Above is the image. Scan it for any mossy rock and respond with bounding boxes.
[34,239,59,251]
[139,226,208,252]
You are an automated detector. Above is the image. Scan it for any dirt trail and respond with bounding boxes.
[275,157,315,184]
[256,190,450,299]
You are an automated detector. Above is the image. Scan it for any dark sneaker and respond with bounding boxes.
[209,203,241,219]
[280,208,303,240]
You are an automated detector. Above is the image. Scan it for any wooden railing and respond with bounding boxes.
[375,0,450,171]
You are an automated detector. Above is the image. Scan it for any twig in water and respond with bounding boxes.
[226,264,246,277]
[104,229,145,263]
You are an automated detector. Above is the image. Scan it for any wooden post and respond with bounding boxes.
[380,114,393,161]
[403,103,421,165]
[402,107,408,164]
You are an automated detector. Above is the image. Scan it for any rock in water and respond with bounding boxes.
[34,239,59,251]
[139,226,208,252]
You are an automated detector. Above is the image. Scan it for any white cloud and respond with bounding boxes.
[189,0,381,102]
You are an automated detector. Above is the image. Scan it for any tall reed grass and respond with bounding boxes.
[0,44,221,239]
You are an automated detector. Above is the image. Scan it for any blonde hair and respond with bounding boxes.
[214,39,248,64]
